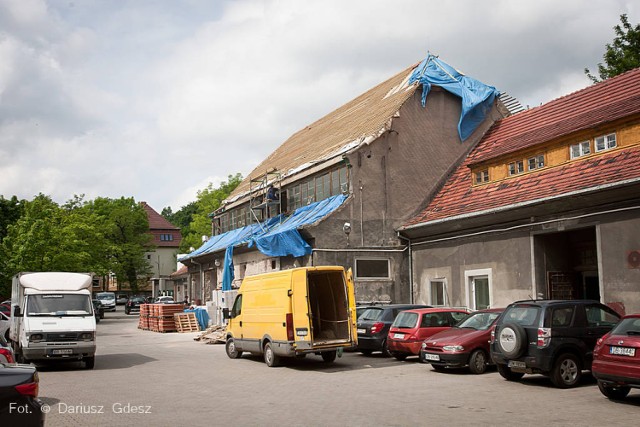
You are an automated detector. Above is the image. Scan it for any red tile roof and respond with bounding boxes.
[140,202,180,230]
[405,146,640,227]
[469,67,640,164]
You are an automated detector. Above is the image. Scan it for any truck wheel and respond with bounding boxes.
[321,351,337,363]
[550,353,581,388]
[84,357,95,370]
[497,363,524,381]
[225,338,243,359]
[468,349,488,375]
[264,342,280,367]
[597,380,630,400]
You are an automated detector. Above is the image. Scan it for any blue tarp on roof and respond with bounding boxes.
[409,54,500,141]
[180,194,349,288]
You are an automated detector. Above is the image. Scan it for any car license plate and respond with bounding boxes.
[393,333,405,339]
[357,328,365,334]
[423,353,440,361]
[52,349,73,355]
[508,360,526,369]
[610,346,636,357]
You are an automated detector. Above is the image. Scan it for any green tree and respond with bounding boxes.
[585,14,640,83]
[181,174,243,252]
[83,197,153,294]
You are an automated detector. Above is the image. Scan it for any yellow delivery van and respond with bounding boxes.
[224,266,357,367]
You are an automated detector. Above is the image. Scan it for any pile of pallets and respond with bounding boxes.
[140,304,187,333]
[174,312,200,332]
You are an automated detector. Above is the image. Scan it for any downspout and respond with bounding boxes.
[397,233,414,304]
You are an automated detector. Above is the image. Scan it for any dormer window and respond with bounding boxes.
[528,154,545,170]
[570,141,590,159]
[595,133,616,152]
[508,160,524,176]
[474,169,489,184]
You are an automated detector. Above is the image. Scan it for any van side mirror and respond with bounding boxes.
[222,308,230,320]
[13,305,22,317]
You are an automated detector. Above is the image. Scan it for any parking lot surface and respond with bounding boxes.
[37,310,640,426]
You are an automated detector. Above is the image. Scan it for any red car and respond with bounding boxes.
[592,314,640,400]
[420,308,504,374]
[387,308,469,360]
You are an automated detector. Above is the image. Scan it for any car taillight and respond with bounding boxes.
[537,327,551,348]
[370,322,384,334]
[286,313,295,341]
[15,381,39,398]
[0,348,15,363]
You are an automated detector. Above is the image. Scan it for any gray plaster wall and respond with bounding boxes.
[412,231,534,309]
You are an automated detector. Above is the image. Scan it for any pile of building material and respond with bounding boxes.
[138,304,150,330]
[174,312,200,333]
[138,304,187,333]
[194,324,226,344]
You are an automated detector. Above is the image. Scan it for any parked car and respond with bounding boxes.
[116,294,129,305]
[95,292,116,312]
[356,304,429,356]
[1,311,10,341]
[0,362,45,426]
[0,334,15,364]
[490,299,621,388]
[125,296,147,315]
[592,314,640,399]
[0,302,9,316]
[421,308,504,374]
[154,296,175,304]
[92,299,104,323]
[387,308,469,360]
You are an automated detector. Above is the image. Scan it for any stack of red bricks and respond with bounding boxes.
[147,304,186,333]
[138,304,150,330]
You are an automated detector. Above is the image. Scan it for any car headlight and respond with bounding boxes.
[79,332,95,341]
[30,333,44,342]
[443,345,464,352]
[421,342,427,349]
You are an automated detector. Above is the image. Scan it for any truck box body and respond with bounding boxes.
[10,272,97,369]
[225,266,357,366]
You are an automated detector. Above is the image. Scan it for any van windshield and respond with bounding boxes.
[27,294,92,316]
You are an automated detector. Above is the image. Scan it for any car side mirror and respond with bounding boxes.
[13,305,22,317]
[222,308,230,320]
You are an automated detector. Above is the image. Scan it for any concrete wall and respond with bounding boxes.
[146,247,178,278]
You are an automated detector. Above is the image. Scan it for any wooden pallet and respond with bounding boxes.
[174,312,200,332]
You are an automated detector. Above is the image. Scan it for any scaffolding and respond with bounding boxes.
[249,170,283,231]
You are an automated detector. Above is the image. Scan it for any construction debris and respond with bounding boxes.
[194,324,226,344]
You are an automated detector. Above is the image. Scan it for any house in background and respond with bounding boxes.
[400,68,640,314]
[140,202,183,297]
[180,54,519,304]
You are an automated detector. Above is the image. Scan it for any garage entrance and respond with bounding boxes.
[534,227,599,300]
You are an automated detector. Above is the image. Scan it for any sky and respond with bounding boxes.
[0,0,638,213]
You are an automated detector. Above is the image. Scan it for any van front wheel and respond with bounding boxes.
[321,351,337,363]
[264,342,280,367]
[225,338,243,359]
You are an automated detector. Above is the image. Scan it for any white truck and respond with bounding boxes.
[10,272,97,369]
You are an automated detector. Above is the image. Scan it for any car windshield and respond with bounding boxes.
[27,294,92,316]
[96,294,114,301]
[502,305,540,327]
[392,312,419,329]
[359,308,383,321]
[610,317,640,335]
[131,297,146,303]
[457,311,501,330]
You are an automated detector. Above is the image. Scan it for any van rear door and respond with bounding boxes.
[291,269,312,349]
[346,268,357,343]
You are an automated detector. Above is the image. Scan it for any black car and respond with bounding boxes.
[356,304,429,356]
[92,299,104,323]
[490,299,621,388]
[0,363,45,426]
[125,296,147,315]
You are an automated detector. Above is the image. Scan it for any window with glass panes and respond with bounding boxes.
[595,133,616,152]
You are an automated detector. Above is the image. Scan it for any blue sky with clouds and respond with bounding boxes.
[0,0,637,212]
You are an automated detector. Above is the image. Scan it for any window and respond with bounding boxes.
[339,167,348,193]
[355,259,390,279]
[474,169,489,184]
[159,234,173,241]
[570,141,591,159]
[528,154,545,170]
[429,280,446,306]
[465,269,492,310]
[585,305,620,327]
[508,160,524,176]
[331,169,340,196]
[551,307,574,327]
[595,133,616,152]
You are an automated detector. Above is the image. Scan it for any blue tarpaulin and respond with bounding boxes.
[179,194,349,285]
[409,54,500,141]
[183,307,209,330]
